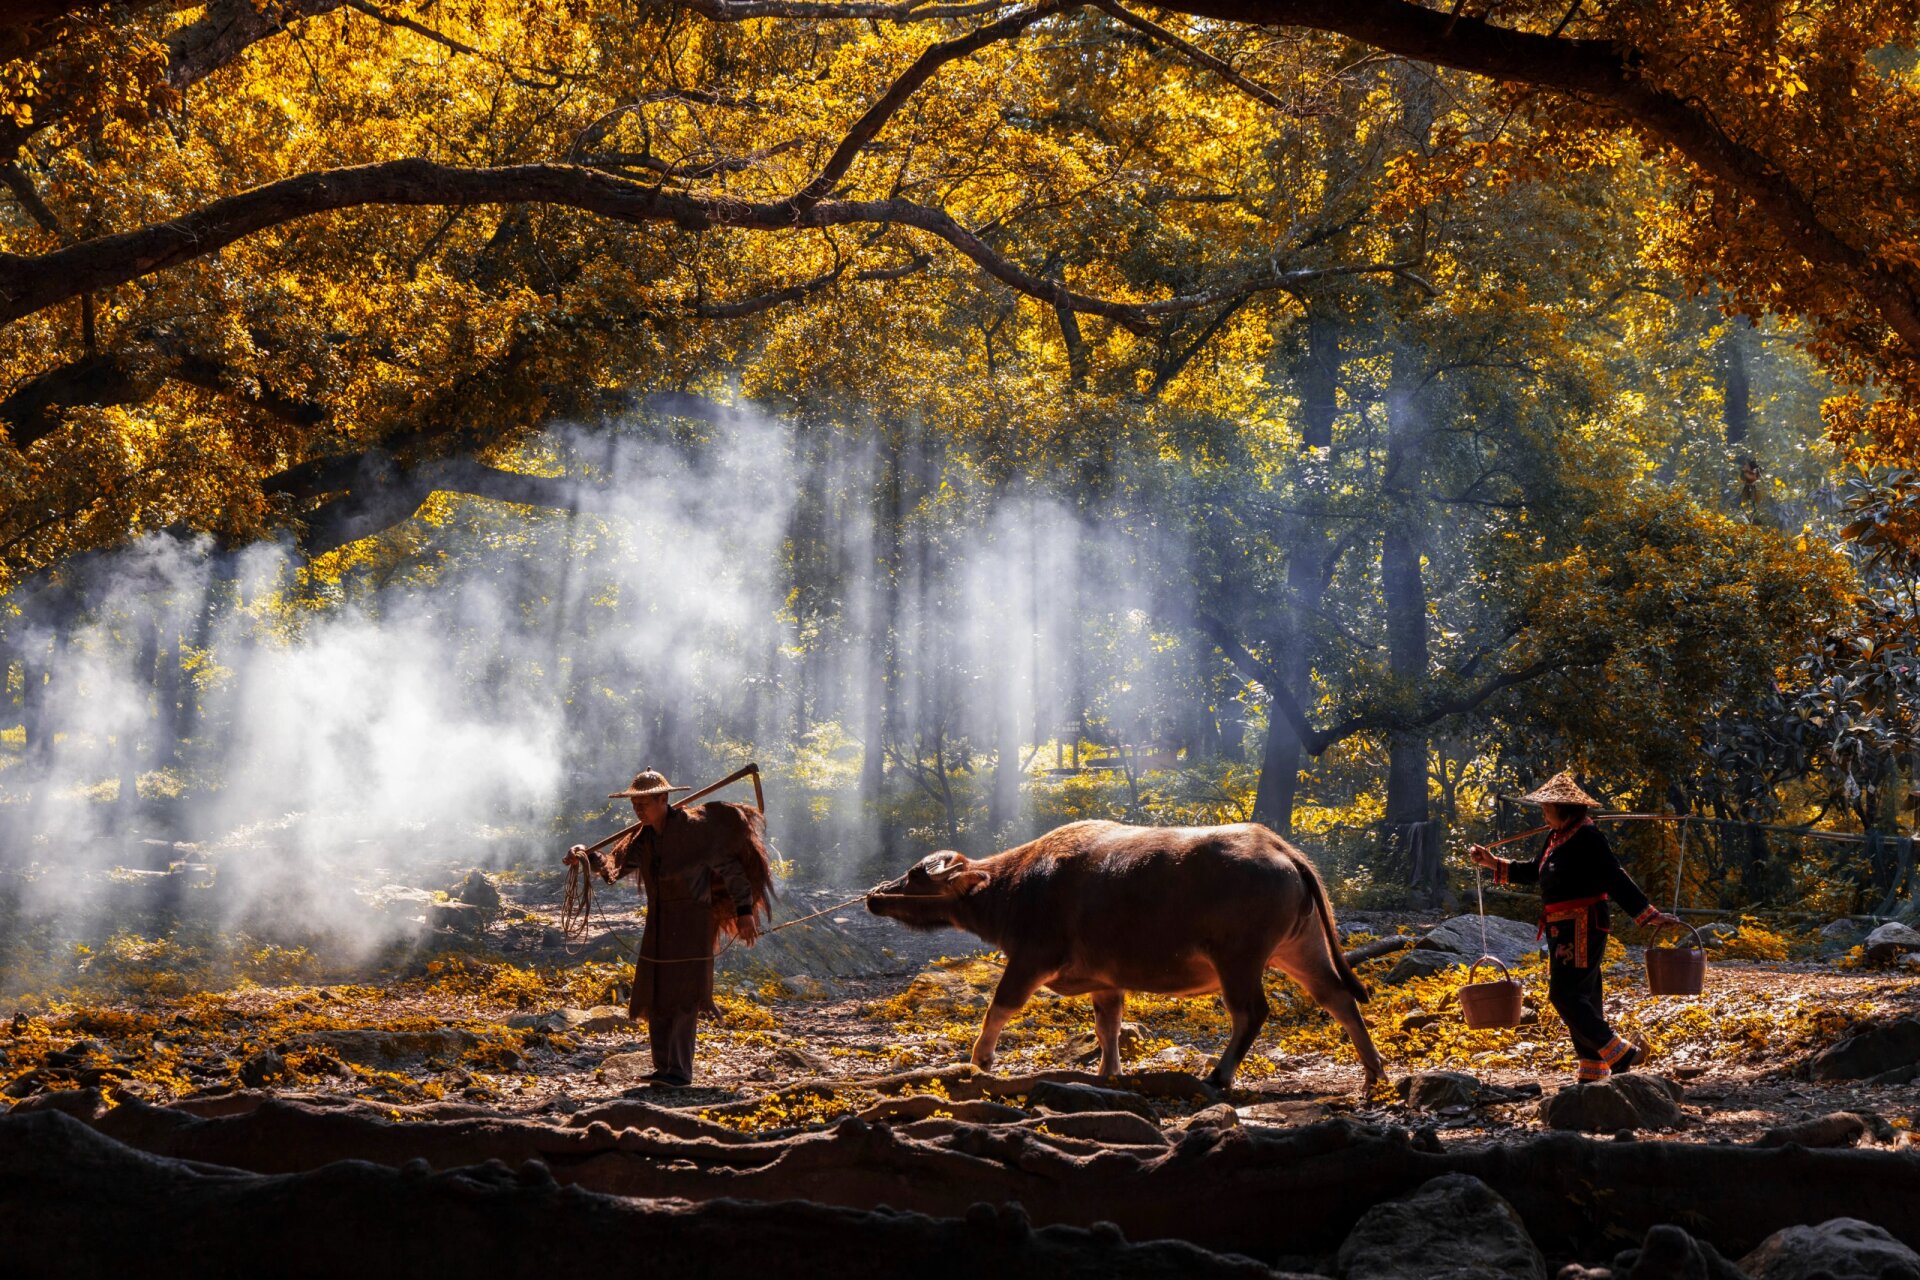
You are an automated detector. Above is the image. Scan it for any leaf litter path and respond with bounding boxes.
[5,887,1917,1151]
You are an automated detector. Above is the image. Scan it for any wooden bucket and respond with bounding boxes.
[1645,921,1707,996]
[1458,956,1524,1029]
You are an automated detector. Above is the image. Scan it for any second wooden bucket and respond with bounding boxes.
[1645,921,1707,996]
[1458,955,1525,1029]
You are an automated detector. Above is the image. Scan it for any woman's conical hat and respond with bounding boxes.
[1518,771,1600,807]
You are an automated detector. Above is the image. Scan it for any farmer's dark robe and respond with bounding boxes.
[591,803,757,1021]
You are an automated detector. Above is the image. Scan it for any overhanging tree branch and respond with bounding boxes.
[276,452,620,555]
[1122,0,1920,358]
[0,158,1405,332]
[1183,602,1573,755]
[1089,0,1288,114]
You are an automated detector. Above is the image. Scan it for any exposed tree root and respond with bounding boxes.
[0,1110,1298,1280]
[56,1081,1920,1262]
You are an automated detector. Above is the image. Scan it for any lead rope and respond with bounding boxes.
[562,862,878,964]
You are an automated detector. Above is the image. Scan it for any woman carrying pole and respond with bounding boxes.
[1468,772,1683,1084]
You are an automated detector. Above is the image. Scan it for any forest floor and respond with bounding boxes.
[4,870,1918,1150]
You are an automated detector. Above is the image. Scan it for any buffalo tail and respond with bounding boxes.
[1299,854,1369,1004]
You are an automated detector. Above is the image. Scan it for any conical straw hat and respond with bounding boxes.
[608,768,694,799]
[1518,771,1600,807]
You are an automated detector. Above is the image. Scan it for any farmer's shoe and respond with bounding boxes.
[1599,1036,1643,1074]
[641,1070,692,1087]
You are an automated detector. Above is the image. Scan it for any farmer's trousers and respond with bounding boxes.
[648,1009,698,1082]
[1547,953,1615,1060]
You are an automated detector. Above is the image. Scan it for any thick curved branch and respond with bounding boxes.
[281,453,616,555]
[643,0,1920,362]
[2,0,349,160]
[1,349,325,448]
[694,251,930,317]
[652,0,1025,19]
[1127,0,1920,357]
[1185,603,1571,755]
[794,0,1072,207]
[1089,0,1287,114]
[1309,655,1570,751]
[0,159,1400,332]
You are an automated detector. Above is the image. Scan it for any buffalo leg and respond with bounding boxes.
[1272,950,1387,1091]
[1206,961,1270,1090]
[970,960,1052,1071]
[1091,990,1125,1078]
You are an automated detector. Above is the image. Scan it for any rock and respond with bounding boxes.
[772,1045,828,1073]
[291,1029,479,1067]
[429,901,488,935]
[1336,1172,1548,1280]
[599,1052,655,1083]
[238,1051,286,1089]
[576,1007,632,1035]
[1610,1223,1750,1280]
[450,870,503,918]
[882,962,992,1014]
[1023,1080,1157,1122]
[1147,1045,1202,1068]
[506,1006,628,1034]
[1866,1063,1919,1085]
[1064,1022,1145,1066]
[1697,921,1740,949]
[1384,950,1466,985]
[1738,1218,1920,1280]
[1181,1103,1239,1131]
[363,885,436,926]
[1805,1016,1920,1081]
[1031,1109,1167,1145]
[1865,921,1920,966]
[1539,1077,1683,1133]
[1403,1071,1482,1112]
[1235,1099,1332,1127]
[1818,919,1868,956]
[1754,1112,1871,1149]
[508,1010,576,1033]
[1417,915,1542,967]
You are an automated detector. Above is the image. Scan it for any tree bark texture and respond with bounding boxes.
[0,1109,1294,1280]
[36,1090,1920,1264]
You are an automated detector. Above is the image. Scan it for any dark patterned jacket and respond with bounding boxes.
[1494,822,1659,966]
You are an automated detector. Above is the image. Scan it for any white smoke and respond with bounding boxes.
[0,404,1199,965]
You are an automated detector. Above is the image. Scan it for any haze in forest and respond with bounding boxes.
[0,406,1190,951]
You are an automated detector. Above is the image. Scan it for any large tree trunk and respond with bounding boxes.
[1249,296,1347,832]
[1719,314,1754,447]
[1250,620,1314,835]
[1380,465,1431,881]
[1378,72,1436,887]
[859,442,900,806]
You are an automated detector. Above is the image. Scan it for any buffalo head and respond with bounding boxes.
[865,851,991,931]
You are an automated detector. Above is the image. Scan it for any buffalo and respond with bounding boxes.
[866,819,1386,1092]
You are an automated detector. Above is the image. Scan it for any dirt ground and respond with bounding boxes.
[4,875,1918,1149]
